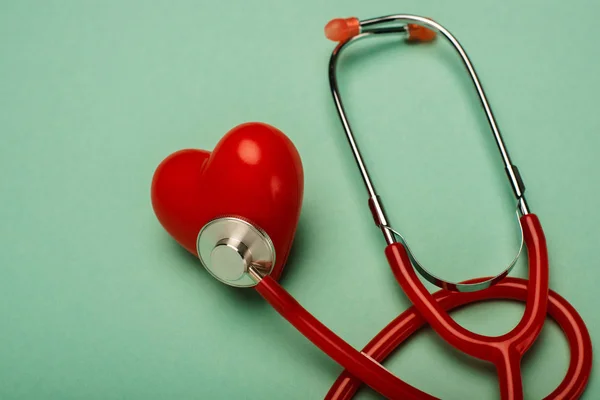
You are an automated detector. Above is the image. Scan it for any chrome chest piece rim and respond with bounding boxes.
[197,217,276,287]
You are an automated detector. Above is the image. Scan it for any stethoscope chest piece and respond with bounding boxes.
[197,217,276,287]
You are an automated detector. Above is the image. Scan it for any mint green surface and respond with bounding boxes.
[1,1,599,399]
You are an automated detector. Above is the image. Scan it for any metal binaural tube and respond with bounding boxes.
[327,14,530,290]
[329,15,530,215]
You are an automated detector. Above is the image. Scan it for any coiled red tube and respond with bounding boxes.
[324,277,592,399]
[255,214,592,399]
[256,274,592,399]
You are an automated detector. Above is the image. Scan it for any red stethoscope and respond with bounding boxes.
[151,14,592,400]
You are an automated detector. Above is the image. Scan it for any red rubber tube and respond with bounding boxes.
[255,213,592,399]
[325,277,592,399]
[385,214,549,399]
[255,275,437,400]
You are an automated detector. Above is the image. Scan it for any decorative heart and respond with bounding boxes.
[151,122,304,281]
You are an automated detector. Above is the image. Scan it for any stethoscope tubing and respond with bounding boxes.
[255,275,433,400]
[325,276,592,400]
[253,214,592,399]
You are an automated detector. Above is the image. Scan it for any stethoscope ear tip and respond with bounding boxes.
[324,17,360,42]
[407,23,437,42]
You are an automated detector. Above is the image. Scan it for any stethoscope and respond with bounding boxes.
[151,14,593,400]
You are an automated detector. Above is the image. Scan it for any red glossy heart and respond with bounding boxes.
[151,122,304,280]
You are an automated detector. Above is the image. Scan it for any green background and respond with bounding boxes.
[1,0,598,398]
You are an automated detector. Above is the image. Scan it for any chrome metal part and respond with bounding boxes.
[328,14,531,290]
[197,217,275,288]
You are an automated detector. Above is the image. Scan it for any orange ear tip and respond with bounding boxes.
[407,24,437,42]
[325,17,360,42]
